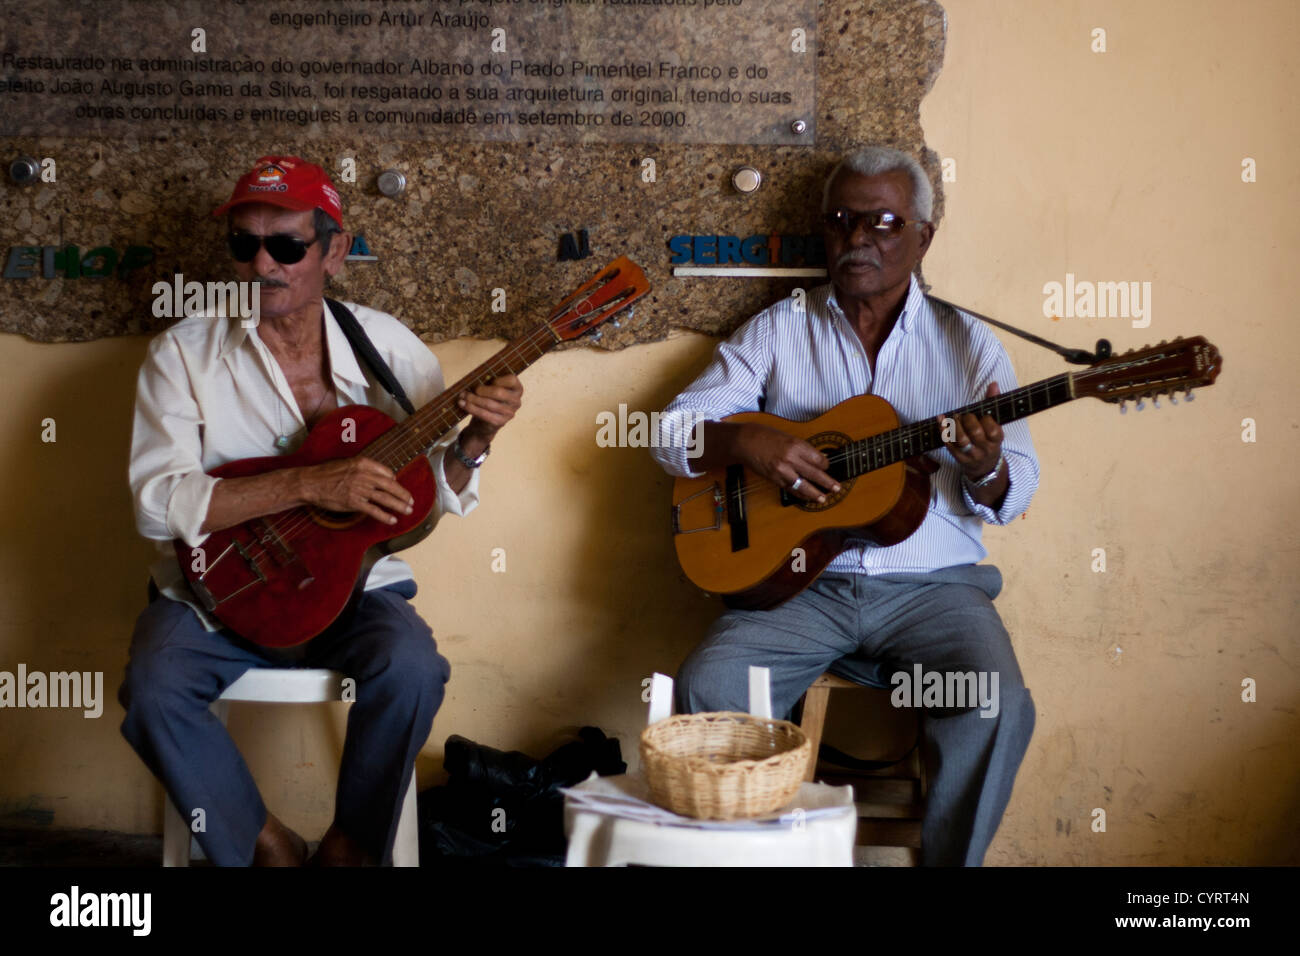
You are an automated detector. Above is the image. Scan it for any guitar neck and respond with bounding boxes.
[360,323,558,472]
[844,372,1076,477]
[347,254,649,475]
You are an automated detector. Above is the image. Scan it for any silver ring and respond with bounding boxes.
[959,443,975,455]
[790,477,804,492]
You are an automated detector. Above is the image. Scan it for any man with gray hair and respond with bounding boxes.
[650,146,1039,865]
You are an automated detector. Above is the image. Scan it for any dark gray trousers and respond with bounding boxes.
[118,580,448,866]
[674,566,1035,866]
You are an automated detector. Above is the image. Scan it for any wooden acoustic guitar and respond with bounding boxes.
[176,256,649,647]
[671,336,1222,610]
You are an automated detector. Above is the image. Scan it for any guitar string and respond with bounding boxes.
[238,326,555,563]
[226,323,1152,568]
[232,333,552,570]
[258,361,1066,562]
[723,377,1070,504]
[713,376,1073,506]
[245,347,1059,569]
[330,273,636,470]
[228,317,583,569]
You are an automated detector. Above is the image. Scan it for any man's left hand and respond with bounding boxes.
[457,373,523,443]
[938,381,1003,481]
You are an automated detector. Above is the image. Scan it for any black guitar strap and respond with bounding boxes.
[324,297,416,416]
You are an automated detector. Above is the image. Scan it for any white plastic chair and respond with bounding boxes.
[162,668,419,867]
[564,667,857,866]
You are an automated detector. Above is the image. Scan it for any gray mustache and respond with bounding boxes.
[836,249,881,269]
[253,278,289,289]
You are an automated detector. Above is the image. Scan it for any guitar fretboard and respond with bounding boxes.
[360,323,558,472]
[843,373,1075,477]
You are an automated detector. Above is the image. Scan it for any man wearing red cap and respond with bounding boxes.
[119,156,523,865]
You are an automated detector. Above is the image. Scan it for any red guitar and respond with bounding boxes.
[177,256,649,647]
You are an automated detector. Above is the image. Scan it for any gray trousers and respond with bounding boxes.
[674,565,1035,866]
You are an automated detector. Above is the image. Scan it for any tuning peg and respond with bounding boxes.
[1119,400,1127,414]
[1185,389,1195,401]
[589,329,603,343]
[610,318,621,329]
[1153,396,1161,409]
[1135,399,1146,411]
[1169,393,1178,405]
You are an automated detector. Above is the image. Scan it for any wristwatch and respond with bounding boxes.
[967,453,1005,489]
[451,437,490,469]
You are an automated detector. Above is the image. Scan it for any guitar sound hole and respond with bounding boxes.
[309,507,366,529]
[782,443,853,512]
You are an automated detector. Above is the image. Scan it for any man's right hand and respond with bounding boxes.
[295,457,415,525]
[699,421,840,503]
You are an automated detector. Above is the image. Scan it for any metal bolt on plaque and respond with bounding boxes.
[8,156,40,185]
[377,169,407,198]
[790,120,807,135]
[731,166,763,194]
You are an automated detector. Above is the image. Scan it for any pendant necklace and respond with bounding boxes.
[276,387,332,450]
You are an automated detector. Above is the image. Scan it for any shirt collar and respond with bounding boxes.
[825,273,926,334]
[217,298,370,389]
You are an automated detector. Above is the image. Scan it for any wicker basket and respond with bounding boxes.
[639,711,810,820]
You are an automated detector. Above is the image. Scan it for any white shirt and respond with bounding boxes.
[651,276,1039,574]
[129,298,479,628]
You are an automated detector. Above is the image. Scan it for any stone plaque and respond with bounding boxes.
[0,0,816,145]
[0,0,946,344]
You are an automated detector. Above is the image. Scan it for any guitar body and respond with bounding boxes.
[175,404,437,648]
[671,394,933,611]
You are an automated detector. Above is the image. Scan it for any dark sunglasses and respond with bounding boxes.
[227,232,319,265]
[821,208,927,238]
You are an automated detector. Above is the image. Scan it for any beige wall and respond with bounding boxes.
[1,0,1296,863]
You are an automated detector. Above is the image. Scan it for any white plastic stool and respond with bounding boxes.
[161,668,419,867]
[563,668,857,866]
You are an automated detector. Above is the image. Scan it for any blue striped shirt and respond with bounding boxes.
[651,276,1039,575]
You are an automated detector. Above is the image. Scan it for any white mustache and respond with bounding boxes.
[836,249,881,269]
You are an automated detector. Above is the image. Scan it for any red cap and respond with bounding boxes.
[212,155,343,228]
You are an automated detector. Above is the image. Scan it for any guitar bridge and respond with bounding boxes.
[671,482,724,534]
[193,536,271,610]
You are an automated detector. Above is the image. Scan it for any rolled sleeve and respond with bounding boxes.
[128,334,218,548]
[961,433,1039,525]
[650,309,774,478]
[429,441,480,519]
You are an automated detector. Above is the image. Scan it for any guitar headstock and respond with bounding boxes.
[1073,336,1222,408]
[547,255,650,342]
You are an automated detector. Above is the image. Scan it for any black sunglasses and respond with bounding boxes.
[821,208,927,238]
[227,232,319,265]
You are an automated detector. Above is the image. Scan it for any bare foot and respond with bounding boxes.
[253,812,308,866]
[307,823,375,866]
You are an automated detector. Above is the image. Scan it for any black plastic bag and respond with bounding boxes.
[417,726,625,867]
